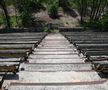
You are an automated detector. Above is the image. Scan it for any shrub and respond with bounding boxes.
[48,3,59,18]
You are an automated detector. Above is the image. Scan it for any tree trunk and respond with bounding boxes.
[0,0,11,28]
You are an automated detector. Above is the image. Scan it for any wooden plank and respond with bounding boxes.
[0,53,26,58]
[0,50,31,58]
[66,35,108,38]
[62,32,108,35]
[0,39,40,41]
[84,51,108,57]
[0,58,21,62]
[79,48,108,54]
[92,61,108,73]
[0,62,20,66]
[0,50,27,58]
[68,37,108,41]
[73,41,108,45]
[0,44,34,49]
[0,32,47,36]
[0,65,19,74]
[89,57,108,62]
[0,50,29,53]
[81,48,108,52]
[76,44,108,50]
[0,37,44,39]
[0,41,38,44]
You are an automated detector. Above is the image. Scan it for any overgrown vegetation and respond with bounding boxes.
[74,0,108,31]
[47,0,59,18]
[0,0,108,31]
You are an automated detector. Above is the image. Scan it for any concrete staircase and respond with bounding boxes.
[8,33,107,90]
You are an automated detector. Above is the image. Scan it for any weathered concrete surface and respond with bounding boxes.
[7,33,108,90]
[34,48,77,52]
[15,71,103,83]
[9,84,108,90]
[22,63,92,72]
[29,55,82,59]
[28,58,84,63]
[33,51,78,55]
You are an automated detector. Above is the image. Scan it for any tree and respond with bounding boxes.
[0,0,11,28]
[59,0,71,10]
[15,0,34,27]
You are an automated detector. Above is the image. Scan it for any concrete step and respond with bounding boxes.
[42,42,69,44]
[33,51,78,55]
[9,83,107,90]
[38,45,74,47]
[38,45,73,47]
[28,58,83,63]
[42,40,69,42]
[11,71,103,83]
[44,40,68,41]
[34,49,77,52]
[37,46,74,49]
[6,33,107,90]
[22,63,92,72]
[29,55,81,59]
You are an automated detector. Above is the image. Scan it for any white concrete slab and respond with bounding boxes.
[29,55,81,59]
[22,63,92,72]
[16,71,103,83]
[28,58,84,63]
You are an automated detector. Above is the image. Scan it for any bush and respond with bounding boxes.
[100,14,108,31]
[59,0,71,10]
[48,2,59,18]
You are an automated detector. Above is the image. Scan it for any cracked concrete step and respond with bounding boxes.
[21,63,92,72]
[29,55,82,59]
[28,58,83,63]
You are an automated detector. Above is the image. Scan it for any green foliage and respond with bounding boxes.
[86,20,101,30]
[85,13,108,31]
[74,0,108,31]
[5,0,13,5]
[48,2,59,18]
[15,0,35,27]
[0,0,108,31]
[0,14,4,25]
[59,0,71,10]
[100,14,108,31]
[44,27,49,32]
[10,15,21,27]
[0,0,11,28]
